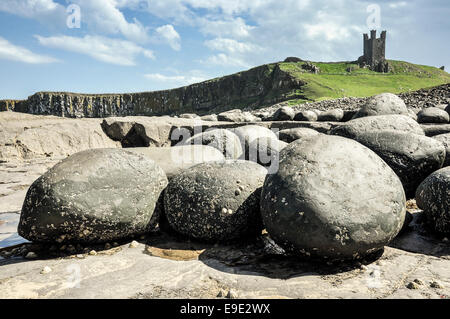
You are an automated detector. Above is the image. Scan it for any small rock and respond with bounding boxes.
[25,252,37,259]
[129,240,139,248]
[430,281,444,289]
[217,290,226,298]
[104,243,112,250]
[89,250,97,256]
[406,282,420,290]
[76,254,85,259]
[413,279,424,286]
[40,266,52,274]
[226,289,239,299]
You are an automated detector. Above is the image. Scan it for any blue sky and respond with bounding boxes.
[0,0,448,100]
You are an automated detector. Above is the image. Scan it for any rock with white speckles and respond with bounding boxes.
[164,160,267,242]
[416,167,450,234]
[350,130,445,198]
[18,148,168,244]
[260,134,406,260]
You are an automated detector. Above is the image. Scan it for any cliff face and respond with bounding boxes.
[1,63,305,118]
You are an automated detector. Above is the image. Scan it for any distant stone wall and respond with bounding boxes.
[5,64,304,118]
[0,100,27,112]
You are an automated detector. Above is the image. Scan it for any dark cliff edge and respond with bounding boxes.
[0,63,306,118]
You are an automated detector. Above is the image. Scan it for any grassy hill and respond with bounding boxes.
[277,60,450,105]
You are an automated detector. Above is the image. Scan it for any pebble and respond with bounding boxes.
[226,289,239,299]
[40,266,52,274]
[25,252,37,259]
[443,237,449,243]
[104,243,112,250]
[406,282,420,290]
[413,279,424,286]
[129,240,139,248]
[430,281,444,289]
[88,250,97,256]
[76,254,85,259]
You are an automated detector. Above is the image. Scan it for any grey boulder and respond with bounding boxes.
[164,160,267,242]
[277,128,320,143]
[417,107,450,124]
[18,149,168,244]
[416,167,450,234]
[127,145,225,178]
[433,133,450,167]
[353,93,408,119]
[294,110,318,122]
[271,106,295,121]
[317,109,344,122]
[182,129,243,159]
[331,115,424,139]
[232,125,278,160]
[247,137,288,170]
[218,109,260,123]
[260,134,406,260]
[351,130,446,198]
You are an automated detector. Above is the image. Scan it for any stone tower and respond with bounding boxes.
[358,30,389,72]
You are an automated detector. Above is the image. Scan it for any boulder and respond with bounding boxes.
[164,160,267,242]
[122,122,172,148]
[247,137,288,170]
[422,124,450,137]
[218,109,260,123]
[18,149,168,244]
[179,113,200,119]
[317,109,344,122]
[271,106,295,121]
[352,93,408,119]
[417,107,450,124]
[127,145,225,178]
[342,110,358,122]
[260,134,406,260]
[231,125,278,160]
[101,119,135,141]
[446,104,450,116]
[277,128,320,143]
[416,167,450,234]
[294,110,318,122]
[351,130,446,198]
[200,114,218,122]
[330,115,424,139]
[432,133,450,167]
[182,129,243,159]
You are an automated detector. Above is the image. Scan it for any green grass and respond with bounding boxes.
[278,60,450,105]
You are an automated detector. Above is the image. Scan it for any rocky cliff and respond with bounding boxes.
[1,63,305,118]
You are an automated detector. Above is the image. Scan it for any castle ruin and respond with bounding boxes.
[358,30,390,73]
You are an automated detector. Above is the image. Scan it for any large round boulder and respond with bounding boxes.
[417,107,450,124]
[127,145,225,178]
[164,161,267,242]
[232,125,278,160]
[248,137,288,170]
[182,129,243,159]
[330,115,424,139]
[18,149,168,244]
[277,128,320,143]
[260,134,406,260]
[352,93,408,119]
[351,130,445,198]
[416,167,450,234]
[432,133,450,167]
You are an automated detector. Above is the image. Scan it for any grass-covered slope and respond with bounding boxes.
[279,60,450,105]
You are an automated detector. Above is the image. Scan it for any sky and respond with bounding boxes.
[0,0,448,100]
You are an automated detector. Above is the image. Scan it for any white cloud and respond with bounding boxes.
[0,37,59,64]
[155,25,181,51]
[0,0,66,26]
[71,0,149,42]
[205,38,259,54]
[35,35,154,66]
[204,53,249,68]
[389,2,408,9]
[144,72,207,88]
